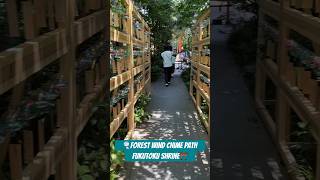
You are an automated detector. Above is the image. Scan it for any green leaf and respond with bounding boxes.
[80,174,95,180]
[78,165,91,176]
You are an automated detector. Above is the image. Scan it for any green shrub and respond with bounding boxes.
[181,67,191,90]
[228,18,258,66]
[135,93,151,124]
[151,55,163,81]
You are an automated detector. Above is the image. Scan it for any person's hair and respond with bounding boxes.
[164,45,172,51]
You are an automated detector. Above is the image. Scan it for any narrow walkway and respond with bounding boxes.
[212,25,288,180]
[121,70,210,180]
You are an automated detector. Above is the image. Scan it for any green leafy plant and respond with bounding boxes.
[181,67,191,90]
[77,106,108,180]
[110,139,125,180]
[134,94,151,124]
[289,118,316,180]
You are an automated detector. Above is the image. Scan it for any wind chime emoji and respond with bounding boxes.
[179,152,188,160]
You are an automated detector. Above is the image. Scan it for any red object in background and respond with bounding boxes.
[178,38,183,53]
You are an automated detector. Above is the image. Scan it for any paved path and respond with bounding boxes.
[211,25,289,180]
[120,70,210,180]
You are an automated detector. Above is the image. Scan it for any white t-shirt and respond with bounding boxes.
[161,51,175,67]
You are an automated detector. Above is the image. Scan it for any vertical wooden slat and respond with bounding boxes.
[22,1,36,40]
[9,144,23,180]
[48,0,55,30]
[55,0,66,26]
[85,70,94,93]
[8,82,25,113]
[34,0,47,28]
[23,130,34,163]
[38,119,45,151]
[0,133,9,165]
[6,0,20,37]
[316,0,320,15]
[316,143,320,180]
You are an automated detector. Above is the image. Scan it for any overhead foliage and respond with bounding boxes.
[134,0,209,79]
[173,0,209,31]
[135,0,175,52]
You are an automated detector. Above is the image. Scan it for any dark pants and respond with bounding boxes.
[164,67,171,83]
[170,65,175,75]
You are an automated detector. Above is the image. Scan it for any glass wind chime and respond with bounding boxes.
[110,42,130,76]
[133,46,143,67]
[111,0,128,32]
[0,75,67,142]
[260,21,320,80]
[201,18,210,39]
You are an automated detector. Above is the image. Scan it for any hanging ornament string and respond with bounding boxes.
[111,87,130,107]
[0,75,68,140]
[134,74,144,84]
[200,74,210,85]
[260,21,320,78]
[77,40,108,75]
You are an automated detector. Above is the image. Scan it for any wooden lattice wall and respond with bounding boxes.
[109,0,151,140]
[190,8,211,134]
[256,0,320,179]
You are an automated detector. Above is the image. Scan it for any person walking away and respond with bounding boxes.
[161,45,174,86]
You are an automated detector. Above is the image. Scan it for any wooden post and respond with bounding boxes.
[38,119,45,152]
[316,143,320,180]
[276,90,290,144]
[34,0,47,28]
[55,0,67,27]
[85,70,95,93]
[128,1,135,131]
[22,1,37,40]
[48,0,55,30]
[316,0,320,15]
[6,0,20,37]
[9,144,23,180]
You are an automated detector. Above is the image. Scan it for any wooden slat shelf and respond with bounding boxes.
[22,128,68,180]
[76,76,108,137]
[110,76,150,138]
[198,63,210,75]
[259,0,281,20]
[110,70,132,91]
[259,60,320,138]
[193,80,210,103]
[110,28,130,44]
[193,37,210,46]
[0,28,68,94]
[283,7,320,43]
[196,106,209,132]
[110,101,132,138]
[133,38,144,46]
[74,10,107,45]
[133,64,144,76]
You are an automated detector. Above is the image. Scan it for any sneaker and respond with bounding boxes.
[168,82,171,84]
[165,83,169,86]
